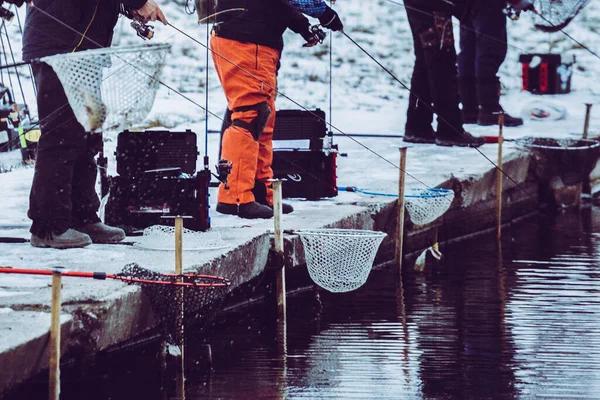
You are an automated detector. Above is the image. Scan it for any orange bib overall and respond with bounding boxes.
[211,35,280,206]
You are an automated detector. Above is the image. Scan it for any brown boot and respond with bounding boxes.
[76,222,126,244]
[31,229,92,249]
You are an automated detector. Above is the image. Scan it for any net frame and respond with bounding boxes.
[119,263,230,345]
[134,225,229,251]
[0,264,230,346]
[297,229,387,293]
[404,188,455,226]
[41,43,170,133]
[532,0,590,32]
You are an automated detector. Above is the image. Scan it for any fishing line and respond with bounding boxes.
[387,0,600,92]
[341,31,534,199]
[0,10,246,154]
[166,22,439,190]
[203,3,211,168]
[533,10,600,61]
[328,0,333,139]
[0,21,16,100]
[1,21,26,106]
[10,4,520,203]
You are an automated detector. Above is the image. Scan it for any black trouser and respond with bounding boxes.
[458,0,508,111]
[404,1,463,136]
[28,62,101,237]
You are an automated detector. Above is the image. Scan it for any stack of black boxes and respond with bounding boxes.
[104,130,210,231]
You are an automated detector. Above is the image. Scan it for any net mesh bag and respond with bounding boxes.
[118,263,229,345]
[297,229,387,293]
[404,188,455,226]
[532,0,590,32]
[42,43,170,133]
[134,225,228,251]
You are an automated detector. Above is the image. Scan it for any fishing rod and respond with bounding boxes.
[0,266,229,287]
[340,31,534,199]
[13,3,525,201]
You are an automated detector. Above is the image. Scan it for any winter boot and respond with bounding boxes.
[477,109,524,127]
[404,128,436,144]
[75,222,126,244]
[436,129,485,148]
[30,228,92,249]
[476,79,523,127]
[216,201,274,219]
[252,180,294,214]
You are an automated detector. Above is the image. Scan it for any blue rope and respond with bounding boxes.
[339,186,452,198]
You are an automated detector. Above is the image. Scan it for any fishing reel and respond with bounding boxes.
[214,158,232,189]
[303,25,327,48]
[120,5,155,40]
[130,19,154,40]
[0,0,27,22]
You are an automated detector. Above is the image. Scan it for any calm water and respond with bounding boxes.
[7,208,600,399]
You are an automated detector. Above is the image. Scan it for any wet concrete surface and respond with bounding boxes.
[5,206,600,399]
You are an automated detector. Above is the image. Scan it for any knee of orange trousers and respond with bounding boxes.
[218,125,260,205]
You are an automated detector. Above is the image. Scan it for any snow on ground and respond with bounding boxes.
[0,1,600,270]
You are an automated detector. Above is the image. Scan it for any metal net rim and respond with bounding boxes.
[42,43,171,61]
[133,225,229,251]
[515,136,600,151]
[296,229,388,239]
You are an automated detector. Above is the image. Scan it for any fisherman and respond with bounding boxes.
[22,0,167,248]
[211,0,344,219]
[458,0,534,127]
[403,0,485,147]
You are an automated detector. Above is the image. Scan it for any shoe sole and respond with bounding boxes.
[89,235,126,244]
[30,239,92,249]
[435,140,484,148]
[403,137,436,144]
[477,121,524,127]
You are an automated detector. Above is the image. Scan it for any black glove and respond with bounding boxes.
[319,6,343,32]
[512,0,534,12]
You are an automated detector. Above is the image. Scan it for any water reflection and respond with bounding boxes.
[7,208,600,399]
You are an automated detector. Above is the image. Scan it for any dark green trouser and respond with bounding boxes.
[28,62,101,237]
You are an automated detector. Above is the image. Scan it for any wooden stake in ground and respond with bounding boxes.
[496,112,505,243]
[49,269,62,400]
[174,216,185,400]
[396,147,408,272]
[272,180,286,322]
[583,103,592,140]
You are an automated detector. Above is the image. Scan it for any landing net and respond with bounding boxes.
[119,263,229,345]
[134,225,228,251]
[42,43,170,132]
[532,0,590,32]
[297,229,386,293]
[405,188,455,226]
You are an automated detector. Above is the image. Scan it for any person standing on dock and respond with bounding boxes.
[403,0,485,147]
[22,0,167,249]
[211,0,344,219]
[458,0,534,127]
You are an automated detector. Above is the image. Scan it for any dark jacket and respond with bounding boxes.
[22,0,146,61]
[409,0,472,20]
[214,0,324,51]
